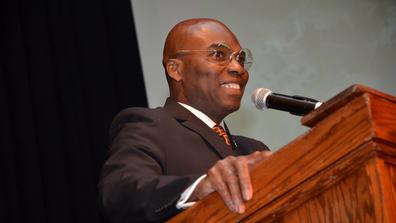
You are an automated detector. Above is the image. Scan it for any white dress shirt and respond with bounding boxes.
[175,102,223,209]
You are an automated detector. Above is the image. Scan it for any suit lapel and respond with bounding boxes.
[163,98,235,159]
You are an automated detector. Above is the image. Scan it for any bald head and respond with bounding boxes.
[162,18,238,68]
[161,18,248,123]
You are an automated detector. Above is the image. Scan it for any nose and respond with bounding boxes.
[227,57,246,76]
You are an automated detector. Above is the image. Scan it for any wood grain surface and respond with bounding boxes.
[169,85,396,223]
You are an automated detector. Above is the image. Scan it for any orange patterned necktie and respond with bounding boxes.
[212,124,231,146]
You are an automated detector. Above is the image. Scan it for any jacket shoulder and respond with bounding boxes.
[109,107,166,139]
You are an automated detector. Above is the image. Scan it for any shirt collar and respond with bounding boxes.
[177,102,222,128]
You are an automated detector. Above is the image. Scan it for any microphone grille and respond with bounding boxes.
[251,88,271,110]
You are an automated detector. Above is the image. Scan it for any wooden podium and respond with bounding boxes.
[169,84,396,222]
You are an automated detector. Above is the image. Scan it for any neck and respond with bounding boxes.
[170,93,229,124]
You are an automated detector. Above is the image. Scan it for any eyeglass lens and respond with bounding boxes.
[214,45,252,70]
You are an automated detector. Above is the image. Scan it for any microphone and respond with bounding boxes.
[251,88,323,116]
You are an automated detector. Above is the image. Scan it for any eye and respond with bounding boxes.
[209,50,226,61]
[236,51,247,65]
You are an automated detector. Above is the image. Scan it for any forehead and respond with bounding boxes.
[181,22,241,50]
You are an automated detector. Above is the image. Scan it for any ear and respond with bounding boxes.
[166,59,183,82]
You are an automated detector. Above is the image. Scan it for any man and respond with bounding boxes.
[98,18,271,222]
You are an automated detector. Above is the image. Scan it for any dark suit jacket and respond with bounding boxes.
[98,98,269,223]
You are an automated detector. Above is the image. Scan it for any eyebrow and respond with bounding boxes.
[207,42,232,50]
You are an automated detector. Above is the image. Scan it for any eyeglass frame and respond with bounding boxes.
[172,43,253,71]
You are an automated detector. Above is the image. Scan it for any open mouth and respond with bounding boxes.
[220,83,240,89]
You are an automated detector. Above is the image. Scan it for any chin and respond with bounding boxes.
[223,101,241,113]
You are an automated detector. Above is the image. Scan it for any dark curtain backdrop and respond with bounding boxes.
[0,0,147,222]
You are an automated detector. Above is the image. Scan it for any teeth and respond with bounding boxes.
[221,83,240,89]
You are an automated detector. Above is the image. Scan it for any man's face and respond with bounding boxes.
[177,23,249,122]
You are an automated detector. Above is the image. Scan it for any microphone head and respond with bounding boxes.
[251,88,272,110]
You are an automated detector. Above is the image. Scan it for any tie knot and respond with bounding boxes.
[212,124,231,146]
[212,124,226,135]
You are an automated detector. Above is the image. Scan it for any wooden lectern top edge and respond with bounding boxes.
[301,84,396,128]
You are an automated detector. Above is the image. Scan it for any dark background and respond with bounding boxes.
[0,0,147,222]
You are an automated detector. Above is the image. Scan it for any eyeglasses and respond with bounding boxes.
[173,43,253,71]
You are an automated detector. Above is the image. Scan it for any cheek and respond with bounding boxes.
[241,73,249,90]
[181,58,225,99]
[189,65,220,89]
